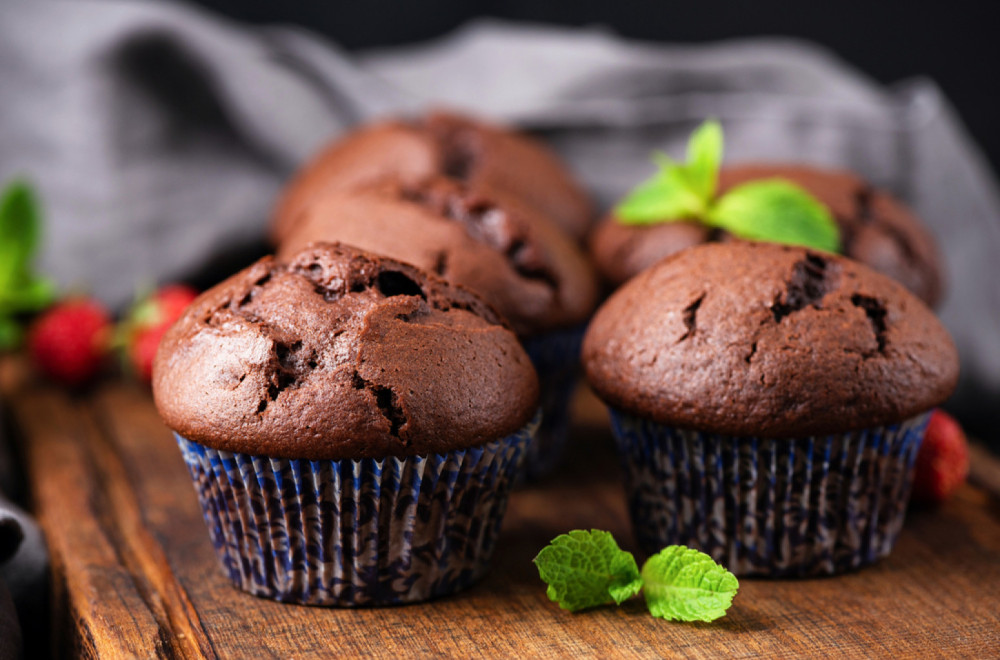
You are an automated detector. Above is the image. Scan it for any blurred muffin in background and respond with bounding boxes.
[590,163,944,306]
[272,110,594,243]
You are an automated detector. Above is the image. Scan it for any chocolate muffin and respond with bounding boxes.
[154,242,540,605]
[583,241,958,576]
[590,164,944,306]
[272,110,593,243]
[276,176,599,475]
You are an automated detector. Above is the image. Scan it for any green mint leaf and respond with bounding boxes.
[683,119,723,201]
[534,529,642,612]
[0,275,57,315]
[615,161,706,225]
[615,120,723,225]
[0,180,42,293]
[641,546,739,622]
[0,315,23,351]
[707,178,841,252]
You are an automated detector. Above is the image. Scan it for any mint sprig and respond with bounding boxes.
[532,529,642,612]
[615,120,841,253]
[0,180,57,350]
[534,530,739,622]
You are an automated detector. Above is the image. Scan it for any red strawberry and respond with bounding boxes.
[911,409,969,504]
[129,324,169,383]
[144,284,199,325]
[120,284,198,382]
[27,298,111,386]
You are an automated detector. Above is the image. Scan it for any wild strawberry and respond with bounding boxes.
[27,298,111,386]
[118,284,198,382]
[911,409,970,504]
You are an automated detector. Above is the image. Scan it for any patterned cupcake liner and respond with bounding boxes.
[176,412,538,606]
[609,409,930,577]
[521,325,585,478]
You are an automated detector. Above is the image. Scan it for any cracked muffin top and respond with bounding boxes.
[590,164,944,306]
[276,175,599,337]
[582,242,958,437]
[271,110,593,243]
[152,243,540,460]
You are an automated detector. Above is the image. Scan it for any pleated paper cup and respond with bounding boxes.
[521,325,585,478]
[609,409,930,577]
[176,412,538,606]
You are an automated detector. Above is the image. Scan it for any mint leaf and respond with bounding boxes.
[533,529,642,612]
[683,119,723,200]
[0,180,42,292]
[615,160,706,225]
[0,276,56,315]
[615,121,723,225]
[641,546,739,622]
[612,121,843,256]
[707,178,841,252]
[0,180,56,334]
[0,316,22,351]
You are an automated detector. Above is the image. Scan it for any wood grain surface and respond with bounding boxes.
[2,357,999,658]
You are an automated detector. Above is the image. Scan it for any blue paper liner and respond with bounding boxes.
[608,409,930,577]
[521,325,584,478]
[176,412,538,606]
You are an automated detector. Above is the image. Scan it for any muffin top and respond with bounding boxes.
[272,110,593,243]
[276,175,599,337]
[590,164,944,306]
[153,243,539,460]
[582,242,958,437]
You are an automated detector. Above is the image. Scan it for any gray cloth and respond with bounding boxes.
[1,0,999,645]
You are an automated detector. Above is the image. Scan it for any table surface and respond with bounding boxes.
[2,357,999,659]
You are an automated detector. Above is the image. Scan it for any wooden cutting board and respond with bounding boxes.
[2,356,999,658]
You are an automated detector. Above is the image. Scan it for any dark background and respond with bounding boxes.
[193,0,1000,172]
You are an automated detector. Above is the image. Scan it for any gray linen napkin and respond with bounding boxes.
[1,0,999,646]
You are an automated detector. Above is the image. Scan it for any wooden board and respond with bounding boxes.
[3,357,999,658]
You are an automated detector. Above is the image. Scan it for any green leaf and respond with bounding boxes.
[615,120,723,225]
[683,119,723,201]
[0,180,42,292]
[0,315,23,351]
[641,546,739,622]
[707,178,841,252]
[615,162,707,225]
[0,275,57,315]
[533,529,643,612]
